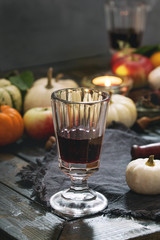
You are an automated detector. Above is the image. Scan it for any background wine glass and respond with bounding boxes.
[104,0,149,53]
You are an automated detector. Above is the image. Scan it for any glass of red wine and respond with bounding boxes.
[104,0,149,53]
[50,87,110,217]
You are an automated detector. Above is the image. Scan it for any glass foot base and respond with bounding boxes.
[50,189,108,218]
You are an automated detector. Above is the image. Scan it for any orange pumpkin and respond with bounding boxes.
[0,105,24,146]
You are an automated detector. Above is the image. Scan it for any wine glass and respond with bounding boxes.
[104,0,148,54]
[50,87,110,217]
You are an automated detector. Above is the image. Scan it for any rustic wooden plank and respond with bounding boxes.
[0,139,46,164]
[0,152,71,221]
[0,153,33,199]
[59,215,160,240]
[0,152,16,162]
[0,183,64,240]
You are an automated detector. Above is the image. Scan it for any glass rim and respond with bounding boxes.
[51,87,110,105]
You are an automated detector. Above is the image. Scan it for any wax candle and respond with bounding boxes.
[92,75,123,93]
[92,76,122,87]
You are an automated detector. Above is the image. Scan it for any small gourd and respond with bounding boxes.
[106,94,137,128]
[0,105,24,146]
[148,66,160,90]
[0,79,22,112]
[24,68,78,112]
[126,155,160,195]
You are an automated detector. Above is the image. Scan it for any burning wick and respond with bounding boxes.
[92,76,122,87]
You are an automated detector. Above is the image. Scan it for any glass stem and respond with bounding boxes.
[70,177,89,192]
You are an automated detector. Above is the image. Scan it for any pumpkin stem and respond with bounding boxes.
[109,91,113,104]
[46,68,54,89]
[145,155,155,167]
[55,73,64,82]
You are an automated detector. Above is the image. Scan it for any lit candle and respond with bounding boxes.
[92,76,123,93]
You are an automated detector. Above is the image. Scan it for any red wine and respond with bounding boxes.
[58,128,103,164]
[109,28,143,49]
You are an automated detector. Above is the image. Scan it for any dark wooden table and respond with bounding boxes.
[1,56,160,240]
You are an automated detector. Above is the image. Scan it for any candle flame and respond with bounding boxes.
[105,79,111,87]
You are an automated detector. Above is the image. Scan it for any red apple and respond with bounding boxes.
[23,107,54,140]
[111,48,135,66]
[111,54,154,88]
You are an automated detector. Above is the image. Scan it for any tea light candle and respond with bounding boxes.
[92,75,123,93]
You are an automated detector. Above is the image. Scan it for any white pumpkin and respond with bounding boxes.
[24,68,78,112]
[106,94,137,128]
[148,66,160,90]
[126,155,160,195]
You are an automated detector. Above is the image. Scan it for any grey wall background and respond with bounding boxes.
[0,0,160,71]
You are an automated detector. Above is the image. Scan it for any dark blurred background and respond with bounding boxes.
[0,0,160,72]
